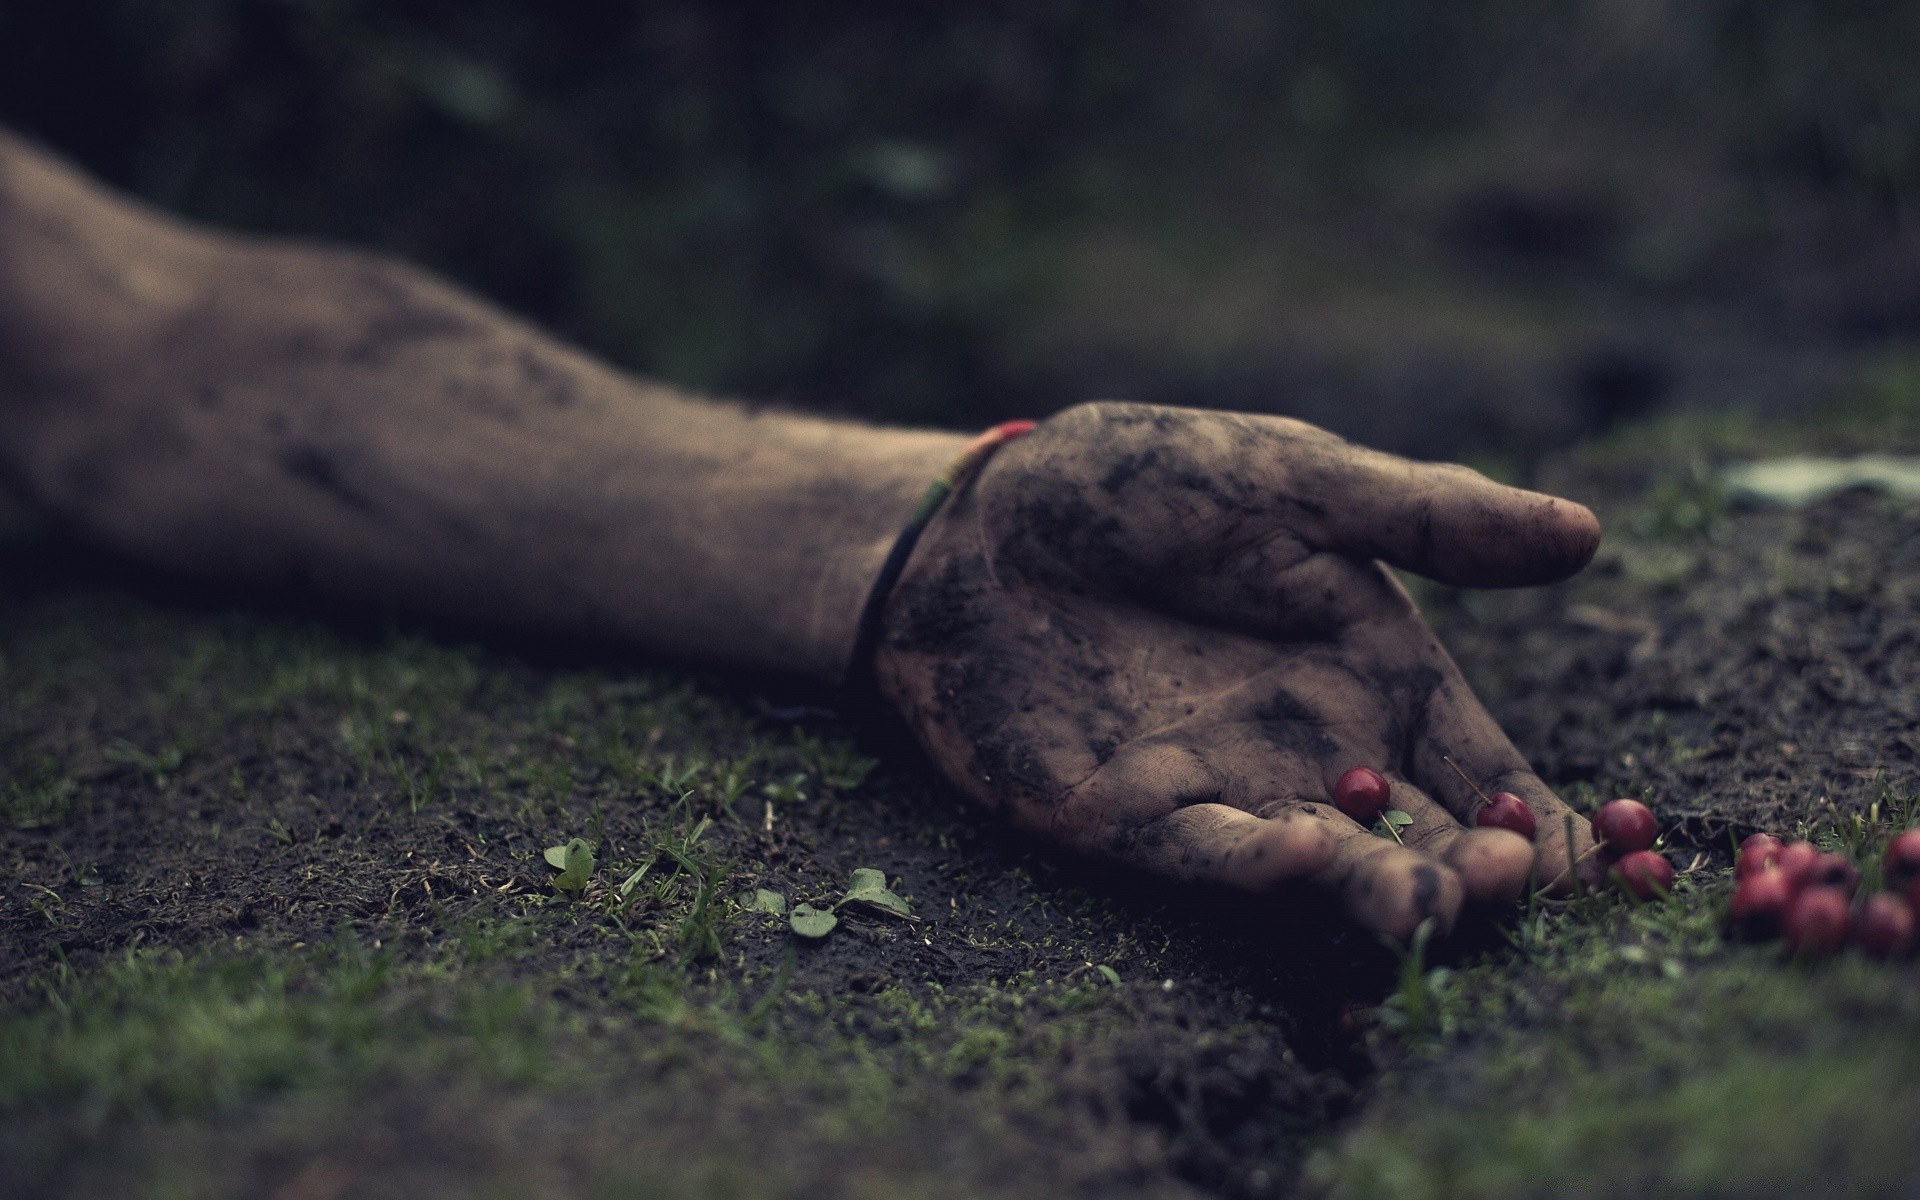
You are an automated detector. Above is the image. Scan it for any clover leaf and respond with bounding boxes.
[742,888,787,915]
[837,867,913,919]
[789,903,838,938]
[542,837,595,895]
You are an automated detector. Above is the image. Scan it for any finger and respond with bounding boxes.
[1114,803,1338,890]
[1049,725,1473,934]
[1290,801,1465,942]
[1166,715,1518,920]
[1409,673,1603,895]
[1051,742,1336,890]
[1376,775,1535,907]
[1277,430,1601,588]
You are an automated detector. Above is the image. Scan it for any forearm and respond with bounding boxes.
[0,127,967,680]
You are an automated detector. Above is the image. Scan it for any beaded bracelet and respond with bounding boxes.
[842,419,1037,691]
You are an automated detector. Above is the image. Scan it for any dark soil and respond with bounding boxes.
[6,414,1920,1198]
[1448,455,1920,846]
[0,535,1379,1198]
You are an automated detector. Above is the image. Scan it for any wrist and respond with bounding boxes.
[769,422,972,683]
[836,419,1040,693]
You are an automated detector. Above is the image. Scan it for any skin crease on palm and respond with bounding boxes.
[876,402,1607,941]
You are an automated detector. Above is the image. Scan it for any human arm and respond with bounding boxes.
[0,127,1603,939]
[0,125,967,680]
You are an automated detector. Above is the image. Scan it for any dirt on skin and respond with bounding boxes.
[5,422,1920,1198]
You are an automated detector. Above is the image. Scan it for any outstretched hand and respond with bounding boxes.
[875,402,1603,940]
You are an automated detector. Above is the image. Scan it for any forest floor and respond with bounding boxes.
[6,386,1920,1199]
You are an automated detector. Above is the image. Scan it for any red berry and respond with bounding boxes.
[1593,799,1657,854]
[1728,869,1795,939]
[1772,841,1822,892]
[1333,767,1392,825]
[1784,886,1852,958]
[1884,829,1920,889]
[1735,834,1784,880]
[1856,893,1917,959]
[1475,792,1537,840]
[1808,852,1860,897]
[1613,849,1675,900]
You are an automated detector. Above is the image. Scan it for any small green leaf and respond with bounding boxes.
[1374,812,1407,845]
[617,859,654,899]
[822,755,877,792]
[1095,965,1122,986]
[742,888,787,915]
[838,867,914,919]
[789,903,838,938]
[843,867,891,897]
[1384,809,1415,828]
[543,837,595,895]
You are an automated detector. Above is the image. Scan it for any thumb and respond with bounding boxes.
[1287,443,1601,588]
[1005,404,1599,590]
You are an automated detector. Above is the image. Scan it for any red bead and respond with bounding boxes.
[1475,792,1537,840]
[1784,887,1852,958]
[1613,849,1675,900]
[1593,799,1657,853]
[1735,834,1783,880]
[1856,893,1916,959]
[1333,767,1392,825]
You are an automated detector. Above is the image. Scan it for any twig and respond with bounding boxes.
[1442,755,1492,805]
[1566,814,1586,899]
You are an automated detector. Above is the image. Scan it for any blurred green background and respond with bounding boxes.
[4,1,1917,455]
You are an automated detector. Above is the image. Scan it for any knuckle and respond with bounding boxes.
[1049,398,1143,429]
[1037,400,1166,458]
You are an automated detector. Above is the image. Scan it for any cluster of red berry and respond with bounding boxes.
[1329,767,1919,958]
[1590,797,1672,898]
[1331,765,1544,840]
[1329,770,1671,894]
[1728,830,1920,958]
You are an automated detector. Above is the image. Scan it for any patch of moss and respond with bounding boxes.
[0,938,557,1117]
[1325,1036,1920,1200]
[2,902,1312,1197]
[1315,811,1920,1198]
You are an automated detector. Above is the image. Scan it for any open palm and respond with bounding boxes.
[875,402,1604,940]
